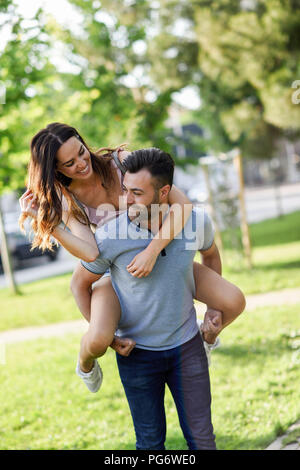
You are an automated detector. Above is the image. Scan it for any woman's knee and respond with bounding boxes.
[86,331,114,357]
[224,286,246,317]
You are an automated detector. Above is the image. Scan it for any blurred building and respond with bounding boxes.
[243,139,300,186]
[166,116,300,188]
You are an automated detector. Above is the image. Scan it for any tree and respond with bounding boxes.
[102,0,300,160]
[0,3,55,192]
[47,0,174,151]
[0,1,55,292]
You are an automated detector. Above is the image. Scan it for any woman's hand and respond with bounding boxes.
[110,336,136,356]
[19,189,39,219]
[126,246,159,278]
[201,308,223,344]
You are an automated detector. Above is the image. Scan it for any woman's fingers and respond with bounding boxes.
[20,192,34,207]
[127,264,137,273]
[20,189,31,197]
[19,189,33,201]
[126,258,136,269]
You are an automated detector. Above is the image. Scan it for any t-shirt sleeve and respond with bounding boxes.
[201,211,215,250]
[81,236,112,274]
[194,207,215,251]
[81,255,111,275]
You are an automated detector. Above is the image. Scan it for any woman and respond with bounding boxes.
[19,123,245,387]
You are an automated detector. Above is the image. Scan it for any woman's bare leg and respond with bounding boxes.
[193,261,246,343]
[79,276,135,372]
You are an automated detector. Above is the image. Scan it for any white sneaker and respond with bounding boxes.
[197,320,221,366]
[76,359,103,393]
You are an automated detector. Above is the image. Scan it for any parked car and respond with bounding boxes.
[0,212,60,272]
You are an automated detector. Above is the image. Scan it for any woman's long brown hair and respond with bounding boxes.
[19,122,125,251]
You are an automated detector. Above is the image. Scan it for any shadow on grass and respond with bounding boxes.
[214,432,274,450]
[252,260,300,271]
[111,431,274,451]
[224,259,300,275]
[162,432,268,451]
[214,335,295,362]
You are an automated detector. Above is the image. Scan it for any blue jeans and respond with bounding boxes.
[116,333,216,450]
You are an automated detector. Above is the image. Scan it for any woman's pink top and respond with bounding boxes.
[80,160,125,228]
[62,155,126,228]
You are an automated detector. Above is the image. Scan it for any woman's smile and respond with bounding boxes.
[77,162,90,175]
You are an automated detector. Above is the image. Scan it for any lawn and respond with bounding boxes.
[0,303,299,450]
[0,273,77,331]
[0,211,300,331]
[0,211,299,450]
[219,209,300,294]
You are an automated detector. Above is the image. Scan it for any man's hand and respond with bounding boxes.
[110,335,136,356]
[201,308,223,345]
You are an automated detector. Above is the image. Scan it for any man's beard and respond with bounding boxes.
[128,191,160,224]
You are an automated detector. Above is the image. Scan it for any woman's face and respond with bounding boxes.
[56,136,93,181]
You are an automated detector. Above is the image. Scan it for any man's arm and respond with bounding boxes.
[70,261,103,322]
[199,241,222,276]
[198,221,223,343]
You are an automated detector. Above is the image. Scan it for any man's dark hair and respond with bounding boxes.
[123,148,175,189]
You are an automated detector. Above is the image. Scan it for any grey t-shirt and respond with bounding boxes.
[81,207,215,351]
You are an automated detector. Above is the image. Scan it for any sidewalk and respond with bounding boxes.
[3,287,300,345]
[265,420,300,450]
[0,286,299,450]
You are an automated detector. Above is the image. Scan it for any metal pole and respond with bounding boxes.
[0,200,20,294]
[201,164,224,257]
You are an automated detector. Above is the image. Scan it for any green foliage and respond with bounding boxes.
[0,4,55,192]
[2,0,300,191]
[0,0,174,192]
[127,0,300,158]
[55,0,172,149]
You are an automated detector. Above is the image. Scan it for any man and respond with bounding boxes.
[71,148,220,450]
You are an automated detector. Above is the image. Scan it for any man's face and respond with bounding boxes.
[122,169,166,220]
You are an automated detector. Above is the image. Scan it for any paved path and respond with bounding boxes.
[3,287,300,345]
[265,420,300,450]
[0,286,299,450]
[0,318,88,345]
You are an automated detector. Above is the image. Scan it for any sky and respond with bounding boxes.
[4,0,201,110]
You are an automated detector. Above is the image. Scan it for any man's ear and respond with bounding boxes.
[159,184,171,202]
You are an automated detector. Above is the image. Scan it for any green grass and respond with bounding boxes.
[222,240,300,294]
[281,426,300,447]
[0,211,299,450]
[0,273,77,331]
[0,211,300,331]
[198,210,300,295]
[0,303,299,450]
[247,210,300,248]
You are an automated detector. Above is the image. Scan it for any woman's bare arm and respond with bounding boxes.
[52,212,99,262]
[152,184,193,249]
[19,189,99,262]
